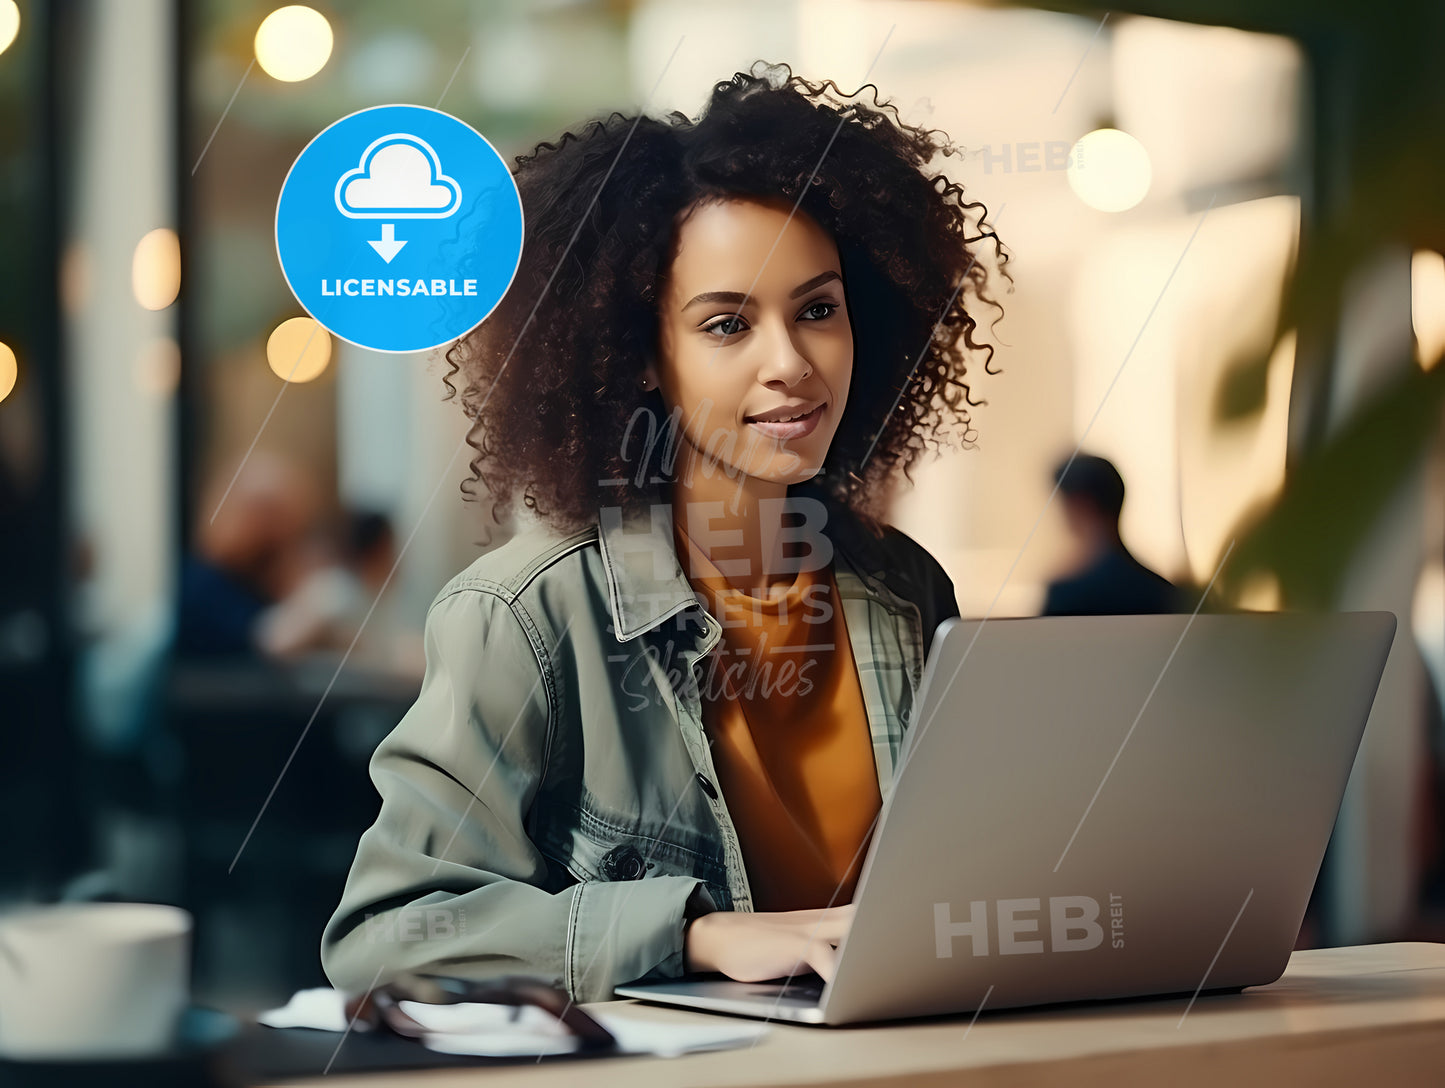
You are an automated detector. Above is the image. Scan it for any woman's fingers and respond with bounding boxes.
[694,906,858,985]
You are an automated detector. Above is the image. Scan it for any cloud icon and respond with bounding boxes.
[335,134,462,219]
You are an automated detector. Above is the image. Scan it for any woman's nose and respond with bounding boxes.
[755,324,813,386]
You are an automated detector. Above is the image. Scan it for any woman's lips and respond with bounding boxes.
[746,403,825,440]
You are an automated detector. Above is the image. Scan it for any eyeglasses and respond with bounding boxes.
[343,973,618,1053]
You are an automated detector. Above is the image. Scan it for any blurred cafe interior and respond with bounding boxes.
[1,0,1443,1012]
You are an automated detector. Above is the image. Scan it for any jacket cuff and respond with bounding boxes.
[569,876,717,1002]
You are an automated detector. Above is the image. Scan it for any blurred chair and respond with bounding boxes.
[163,654,413,1003]
[73,600,184,904]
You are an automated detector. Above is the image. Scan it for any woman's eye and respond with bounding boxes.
[702,315,746,338]
[701,302,836,338]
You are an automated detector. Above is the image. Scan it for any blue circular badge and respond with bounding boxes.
[276,104,524,354]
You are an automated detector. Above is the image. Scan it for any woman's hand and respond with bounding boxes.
[684,904,856,983]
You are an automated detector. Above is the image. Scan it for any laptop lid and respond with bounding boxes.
[819,610,1396,1025]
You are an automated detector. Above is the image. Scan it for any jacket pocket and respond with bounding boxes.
[532,812,651,883]
[533,796,724,889]
[560,826,659,884]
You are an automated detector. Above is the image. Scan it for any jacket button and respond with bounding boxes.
[695,772,718,800]
[601,844,646,881]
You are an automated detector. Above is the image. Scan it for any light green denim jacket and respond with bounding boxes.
[321,483,958,1003]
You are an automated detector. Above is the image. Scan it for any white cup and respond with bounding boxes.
[0,902,192,1060]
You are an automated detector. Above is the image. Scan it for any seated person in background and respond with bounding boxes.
[175,451,318,657]
[320,62,1006,1004]
[1043,453,1185,616]
[257,509,424,679]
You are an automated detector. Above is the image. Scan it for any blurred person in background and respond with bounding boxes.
[175,450,320,657]
[256,509,424,679]
[1043,453,1184,616]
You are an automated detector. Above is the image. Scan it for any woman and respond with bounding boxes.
[322,61,1007,1004]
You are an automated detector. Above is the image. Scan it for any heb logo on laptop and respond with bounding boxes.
[935,894,1126,957]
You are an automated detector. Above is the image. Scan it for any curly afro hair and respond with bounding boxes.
[442,60,1009,536]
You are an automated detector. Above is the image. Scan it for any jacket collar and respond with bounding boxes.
[595,495,700,642]
[594,479,894,643]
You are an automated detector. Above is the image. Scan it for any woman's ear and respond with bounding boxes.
[641,361,660,391]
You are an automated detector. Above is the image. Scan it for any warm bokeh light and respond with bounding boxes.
[132,228,181,311]
[0,1,19,57]
[1068,128,1153,213]
[266,317,331,383]
[255,6,333,82]
[0,341,16,404]
[1414,563,1445,691]
[1411,249,1445,370]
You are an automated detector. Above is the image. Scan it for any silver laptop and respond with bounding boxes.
[614,611,1396,1026]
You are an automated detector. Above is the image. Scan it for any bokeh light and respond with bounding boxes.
[132,228,181,311]
[0,1,19,58]
[0,341,17,404]
[266,317,331,383]
[254,6,334,83]
[1411,249,1445,371]
[1068,128,1153,213]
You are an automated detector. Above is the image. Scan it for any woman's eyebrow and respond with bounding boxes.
[680,270,842,312]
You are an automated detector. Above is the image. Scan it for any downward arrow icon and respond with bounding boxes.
[368,223,407,263]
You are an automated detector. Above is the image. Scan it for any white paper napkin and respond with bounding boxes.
[258,987,372,1033]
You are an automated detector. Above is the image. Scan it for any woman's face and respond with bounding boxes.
[649,196,853,489]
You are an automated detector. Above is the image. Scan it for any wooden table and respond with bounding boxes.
[266,942,1445,1087]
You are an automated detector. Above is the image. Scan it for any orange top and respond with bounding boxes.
[672,519,881,913]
